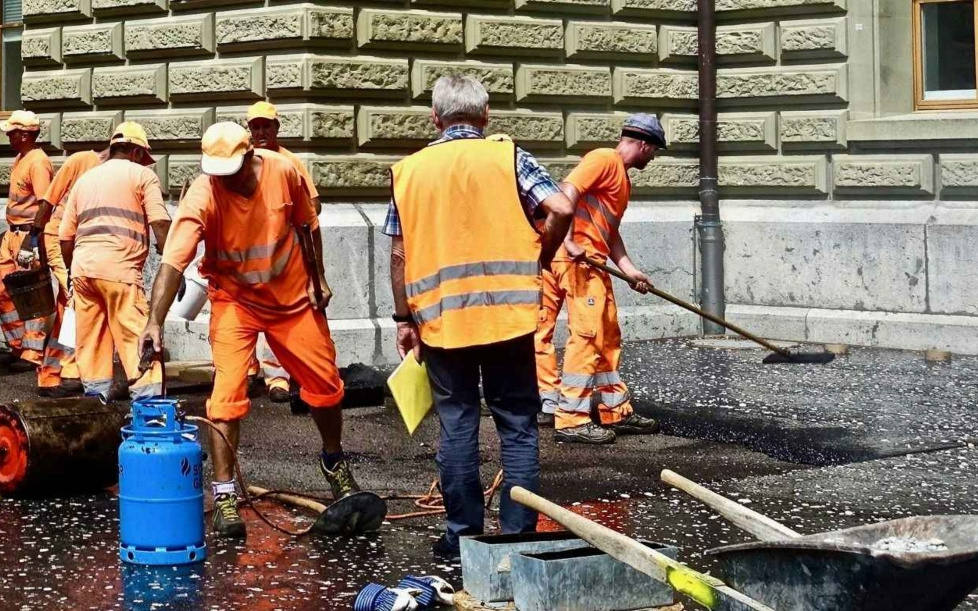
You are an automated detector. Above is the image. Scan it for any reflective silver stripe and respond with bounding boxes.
[4,326,25,341]
[406,260,541,299]
[540,391,558,414]
[217,231,294,264]
[574,204,612,244]
[25,320,47,332]
[1,310,20,324]
[540,390,559,402]
[599,391,629,407]
[593,371,622,387]
[413,289,540,326]
[561,372,595,389]
[83,379,112,398]
[585,194,620,231]
[558,395,591,413]
[232,242,294,285]
[77,225,146,243]
[23,338,45,351]
[262,366,289,380]
[131,382,163,400]
[10,194,36,204]
[78,206,146,224]
[42,354,62,369]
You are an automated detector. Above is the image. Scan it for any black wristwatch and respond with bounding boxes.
[392,313,414,324]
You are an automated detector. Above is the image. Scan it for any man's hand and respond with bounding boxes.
[307,275,332,311]
[138,320,163,368]
[396,321,421,361]
[627,270,653,295]
[564,240,586,262]
[17,237,39,268]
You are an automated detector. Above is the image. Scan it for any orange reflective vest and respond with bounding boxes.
[391,138,542,350]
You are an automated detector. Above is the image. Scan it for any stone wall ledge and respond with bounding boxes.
[847,113,978,143]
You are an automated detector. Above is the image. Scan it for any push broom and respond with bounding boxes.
[584,258,834,365]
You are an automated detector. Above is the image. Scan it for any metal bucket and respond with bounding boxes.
[0,398,126,497]
[3,267,56,320]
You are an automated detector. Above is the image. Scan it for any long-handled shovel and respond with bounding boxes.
[584,258,833,365]
[511,487,777,611]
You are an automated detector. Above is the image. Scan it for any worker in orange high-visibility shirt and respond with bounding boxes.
[0,111,58,383]
[242,100,323,404]
[536,114,665,445]
[140,122,378,539]
[59,122,170,402]
[18,148,110,397]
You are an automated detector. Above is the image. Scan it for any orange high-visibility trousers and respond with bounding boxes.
[534,268,563,415]
[37,234,78,388]
[208,296,344,421]
[0,229,49,366]
[245,337,290,392]
[73,276,163,400]
[548,261,634,430]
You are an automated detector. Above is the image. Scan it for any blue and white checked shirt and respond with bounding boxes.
[381,125,561,236]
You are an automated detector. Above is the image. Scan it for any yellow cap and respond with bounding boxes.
[201,122,253,176]
[246,101,278,123]
[109,121,154,165]
[1,110,41,134]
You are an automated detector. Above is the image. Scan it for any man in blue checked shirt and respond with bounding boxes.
[385,75,575,561]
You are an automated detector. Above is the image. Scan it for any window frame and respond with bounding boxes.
[913,0,978,110]
[0,0,23,117]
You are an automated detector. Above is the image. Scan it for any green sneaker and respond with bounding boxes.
[319,458,361,501]
[212,493,246,538]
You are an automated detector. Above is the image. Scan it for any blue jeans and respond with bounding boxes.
[423,333,541,548]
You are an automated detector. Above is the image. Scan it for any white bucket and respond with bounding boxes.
[58,306,76,349]
[171,276,208,321]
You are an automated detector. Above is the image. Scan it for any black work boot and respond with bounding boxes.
[212,493,247,538]
[246,375,264,399]
[320,457,362,501]
[554,422,616,445]
[604,413,660,436]
[268,386,290,404]
[537,412,555,427]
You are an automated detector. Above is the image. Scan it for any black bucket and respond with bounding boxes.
[3,267,56,320]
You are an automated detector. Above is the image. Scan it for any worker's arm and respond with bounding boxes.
[557,183,585,261]
[59,239,74,273]
[311,196,322,216]
[140,263,183,353]
[31,199,54,235]
[150,220,171,255]
[609,230,651,294]
[306,223,331,311]
[536,191,574,270]
[390,235,420,360]
[290,167,331,310]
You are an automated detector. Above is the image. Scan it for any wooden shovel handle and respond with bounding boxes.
[661,470,800,541]
[248,485,327,514]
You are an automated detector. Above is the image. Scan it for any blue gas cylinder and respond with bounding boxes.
[119,398,206,565]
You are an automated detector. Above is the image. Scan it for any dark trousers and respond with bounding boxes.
[423,333,541,547]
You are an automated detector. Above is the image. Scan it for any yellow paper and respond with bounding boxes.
[387,353,434,435]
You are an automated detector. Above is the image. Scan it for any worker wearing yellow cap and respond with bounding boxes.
[139,122,383,538]
[244,101,321,404]
[0,110,68,392]
[59,121,170,401]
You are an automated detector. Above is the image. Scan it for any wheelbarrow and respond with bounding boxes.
[662,469,978,611]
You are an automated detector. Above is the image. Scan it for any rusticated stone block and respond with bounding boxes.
[411,59,513,98]
[719,155,827,193]
[631,158,698,192]
[488,110,563,147]
[310,107,355,140]
[62,22,123,61]
[834,155,933,196]
[309,155,399,194]
[166,155,201,193]
[126,14,215,57]
[716,0,845,14]
[663,112,776,151]
[23,0,92,22]
[780,109,847,149]
[780,17,847,60]
[516,0,610,12]
[566,112,629,148]
[659,23,776,63]
[718,65,847,104]
[613,68,698,105]
[357,9,462,50]
[566,21,656,59]
[22,68,92,107]
[0,161,13,189]
[357,107,435,146]
[517,64,612,103]
[93,64,167,103]
[266,55,305,91]
[60,110,122,143]
[217,104,305,139]
[537,157,582,182]
[22,28,62,65]
[216,5,353,51]
[466,15,563,55]
[411,0,508,6]
[308,56,409,95]
[169,57,263,101]
[611,0,696,17]
[940,154,978,195]
[92,0,166,16]
[125,108,215,144]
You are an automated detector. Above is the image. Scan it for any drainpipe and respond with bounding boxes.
[697,0,725,335]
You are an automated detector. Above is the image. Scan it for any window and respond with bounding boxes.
[1,0,22,113]
[913,0,978,110]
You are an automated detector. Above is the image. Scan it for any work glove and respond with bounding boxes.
[353,584,419,611]
[397,576,455,607]
[16,235,39,268]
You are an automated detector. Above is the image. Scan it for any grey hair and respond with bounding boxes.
[431,75,489,123]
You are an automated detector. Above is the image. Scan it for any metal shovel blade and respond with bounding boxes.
[311,491,388,536]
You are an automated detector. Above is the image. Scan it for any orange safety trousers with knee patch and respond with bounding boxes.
[0,230,49,368]
[73,276,162,400]
[208,291,344,422]
[534,260,633,430]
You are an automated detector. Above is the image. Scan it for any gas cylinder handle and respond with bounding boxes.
[131,398,181,432]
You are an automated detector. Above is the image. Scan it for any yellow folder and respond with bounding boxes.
[387,353,434,435]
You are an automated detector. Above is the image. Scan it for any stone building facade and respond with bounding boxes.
[4,0,978,363]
